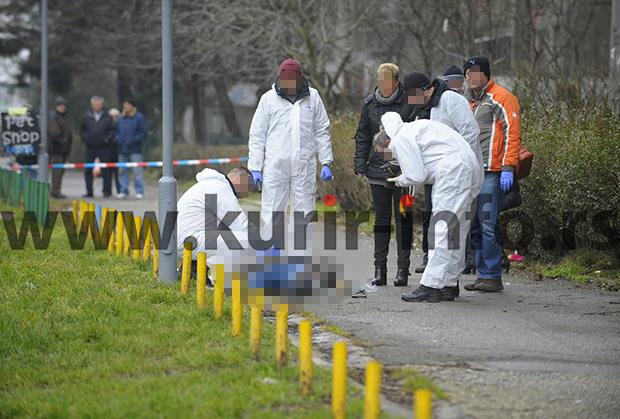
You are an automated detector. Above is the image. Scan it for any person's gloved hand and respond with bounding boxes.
[320,164,332,181]
[387,176,406,187]
[500,170,514,192]
[250,170,262,188]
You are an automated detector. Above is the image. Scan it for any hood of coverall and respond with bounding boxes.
[382,111,405,141]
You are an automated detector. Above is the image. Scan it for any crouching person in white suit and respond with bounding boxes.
[376,112,482,302]
[176,167,256,283]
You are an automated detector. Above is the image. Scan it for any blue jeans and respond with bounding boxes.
[471,172,503,280]
[118,153,144,195]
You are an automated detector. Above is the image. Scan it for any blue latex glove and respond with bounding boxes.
[250,170,262,189]
[500,170,514,192]
[320,165,332,181]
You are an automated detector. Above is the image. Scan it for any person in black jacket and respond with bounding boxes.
[354,63,413,287]
[81,95,116,197]
[48,97,73,198]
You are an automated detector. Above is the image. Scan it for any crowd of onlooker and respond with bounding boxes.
[46,96,148,199]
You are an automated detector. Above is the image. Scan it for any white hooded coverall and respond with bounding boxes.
[248,85,332,230]
[176,168,249,266]
[430,89,484,169]
[382,113,483,289]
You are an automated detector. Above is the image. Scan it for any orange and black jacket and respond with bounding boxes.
[464,80,521,172]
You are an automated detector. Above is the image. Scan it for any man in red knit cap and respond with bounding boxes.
[248,58,333,250]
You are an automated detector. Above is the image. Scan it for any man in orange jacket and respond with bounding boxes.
[463,56,521,292]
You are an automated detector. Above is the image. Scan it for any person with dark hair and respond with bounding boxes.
[440,65,465,93]
[403,72,482,295]
[176,167,257,280]
[376,113,482,302]
[48,97,73,198]
[116,98,148,199]
[354,63,414,287]
[463,56,522,292]
[81,95,115,197]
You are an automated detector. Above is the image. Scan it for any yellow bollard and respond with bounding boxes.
[72,199,79,225]
[102,207,108,246]
[152,248,159,279]
[249,305,262,356]
[124,213,131,256]
[115,211,124,256]
[132,216,142,260]
[231,272,242,336]
[90,203,97,240]
[363,361,381,419]
[213,264,224,319]
[181,246,192,294]
[299,320,313,397]
[107,209,115,254]
[276,304,288,367]
[79,200,86,225]
[332,341,347,419]
[196,252,207,309]
[414,389,432,419]
[143,219,152,261]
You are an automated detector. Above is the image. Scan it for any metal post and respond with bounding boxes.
[37,0,49,182]
[610,0,620,114]
[158,0,177,282]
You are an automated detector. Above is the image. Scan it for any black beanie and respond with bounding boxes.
[122,97,137,108]
[402,72,431,92]
[442,65,464,81]
[463,56,491,78]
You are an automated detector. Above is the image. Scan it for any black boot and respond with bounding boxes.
[393,269,409,286]
[371,266,387,286]
[401,285,441,303]
[501,254,511,274]
[462,264,476,275]
[440,280,460,301]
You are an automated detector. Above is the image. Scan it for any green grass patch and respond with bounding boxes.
[0,205,378,418]
[536,250,620,290]
[389,367,448,400]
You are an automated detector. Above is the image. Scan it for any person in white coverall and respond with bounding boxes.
[375,112,482,302]
[248,58,333,248]
[176,167,256,282]
[402,71,483,276]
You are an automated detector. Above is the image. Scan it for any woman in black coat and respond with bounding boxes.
[353,63,413,287]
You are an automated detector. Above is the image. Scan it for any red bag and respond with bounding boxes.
[515,147,534,179]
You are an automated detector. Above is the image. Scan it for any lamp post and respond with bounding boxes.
[158,0,178,282]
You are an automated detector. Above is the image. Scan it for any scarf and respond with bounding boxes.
[373,83,401,105]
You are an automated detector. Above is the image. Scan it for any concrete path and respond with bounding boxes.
[59,168,620,418]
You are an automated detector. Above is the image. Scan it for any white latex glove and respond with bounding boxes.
[386,176,406,187]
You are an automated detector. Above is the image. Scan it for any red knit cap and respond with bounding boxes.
[279,58,302,77]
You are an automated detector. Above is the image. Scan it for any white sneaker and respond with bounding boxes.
[135,193,144,199]
[116,192,127,199]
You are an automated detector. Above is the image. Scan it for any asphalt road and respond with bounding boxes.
[58,168,620,418]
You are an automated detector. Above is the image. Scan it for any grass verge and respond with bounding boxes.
[535,250,620,291]
[0,204,378,418]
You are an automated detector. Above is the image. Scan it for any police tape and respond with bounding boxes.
[18,156,249,170]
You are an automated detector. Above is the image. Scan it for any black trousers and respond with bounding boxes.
[370,183,413,271]
[84,146,113,196]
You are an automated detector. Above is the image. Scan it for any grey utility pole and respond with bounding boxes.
[610,0,620,114]
[158,0,178,282]
[37,0,49,182]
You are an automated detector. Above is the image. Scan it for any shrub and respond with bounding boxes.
[316,114,374,211]
[514,101,620,258]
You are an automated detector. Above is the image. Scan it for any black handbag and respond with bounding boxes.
[501,181,522,211]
